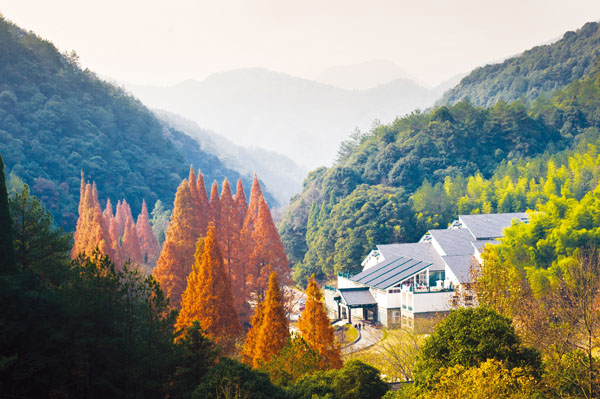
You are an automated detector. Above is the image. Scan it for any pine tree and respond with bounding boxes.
[153,179,199,308]
[253,272,289,368]
[136,199,160,264]
[297,277,342,370]
[0,153,16,273]
[175,224,240,345]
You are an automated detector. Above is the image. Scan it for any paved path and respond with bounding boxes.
[342,324,383,354]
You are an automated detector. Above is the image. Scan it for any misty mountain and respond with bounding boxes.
[0,16,270,229]
[314,60,423,90]
[154,110,306,205]
[124,68,455,169]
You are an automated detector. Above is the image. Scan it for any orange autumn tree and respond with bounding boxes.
[136,199,160,264]
[244,272,289,368]
[175,223,239,344]
[121,216,143,265]
[246,195,290,299]
[153,179,199,308]
[72,179,116,262]
[232,179,250,320]
[298,276,342,370]
[242,300,265,365]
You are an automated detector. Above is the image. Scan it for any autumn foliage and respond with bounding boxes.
[298,276,342,370]
[175,224,240,345]
[71,173,160,272]
[242,272,289,368]
[153,169,290,320]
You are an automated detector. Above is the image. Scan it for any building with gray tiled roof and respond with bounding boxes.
[325,212,529,328]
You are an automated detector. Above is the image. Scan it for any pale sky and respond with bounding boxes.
[2,0,600,87]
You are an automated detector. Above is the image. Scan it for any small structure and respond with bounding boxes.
[325,212,528,328]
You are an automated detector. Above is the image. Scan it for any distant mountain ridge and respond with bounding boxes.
[0,16,272,229]
[314,60,425,90]
[440,21,600,107]
[154,109,306,205]
[124,68,460,169]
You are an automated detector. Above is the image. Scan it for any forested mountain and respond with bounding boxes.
[0,16,266,230]
[441,21,600,107]
[281,64,600,285]
[155,110,304,206]
[124,68,455,169]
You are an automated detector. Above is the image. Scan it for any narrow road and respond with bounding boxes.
[342,323,383,354]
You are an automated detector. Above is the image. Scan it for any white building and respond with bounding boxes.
[325,212,529,328]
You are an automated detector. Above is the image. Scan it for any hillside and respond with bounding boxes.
[441,21,600,107]
[0,16,262,229]
[154,109,305,205]
[124,68,452,169]
[281,67,600,285]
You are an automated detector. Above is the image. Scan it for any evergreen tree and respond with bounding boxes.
[175,224,240,346]
[298,277,342,369]
[9,185,71,276]
[0,153,16,273]
[253,272,289,368]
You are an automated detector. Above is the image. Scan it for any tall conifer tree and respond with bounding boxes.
[153,179,198,308]
[298,277,342,370]
[253,272,289,368]
[247,197,290,298]
[175,224,239,344]
[136,199,160,264]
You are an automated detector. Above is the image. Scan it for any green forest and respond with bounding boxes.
[281,50,600,286]
[0,16,271,231]
[441,21,600,106]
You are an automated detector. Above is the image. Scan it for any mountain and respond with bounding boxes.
[124,68,446,169]
[440,21,600,107]
[154,109,306,205]
[280,19,600,284]
[0,16,268,230]
[314,60,423,90]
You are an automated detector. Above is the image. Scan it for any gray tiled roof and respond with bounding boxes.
[442,255,476,284]
[459,212,528,240]
[376,242,445,271]
[429,228,476,256]
[472,239,499,252]
[350,257,431,290]
[337,288,377,306]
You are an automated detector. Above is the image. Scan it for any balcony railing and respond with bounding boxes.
[401,285,454,293]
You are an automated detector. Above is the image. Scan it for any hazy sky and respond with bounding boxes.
[2,0,600,87]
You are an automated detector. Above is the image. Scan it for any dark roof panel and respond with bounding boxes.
[338,288,377,306]
[350,257,432,290]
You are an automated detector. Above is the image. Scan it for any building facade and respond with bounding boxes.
[325,212,529,328]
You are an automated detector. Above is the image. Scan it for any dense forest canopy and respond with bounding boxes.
[441,22,600,107]
[0,16,268,231]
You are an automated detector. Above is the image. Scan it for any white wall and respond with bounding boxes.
[337,276,363,289]
[413,291,453,313]
[361,250,383,270]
